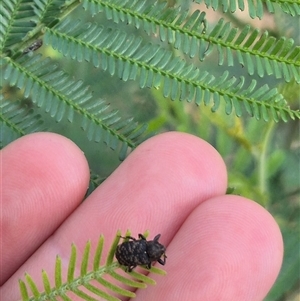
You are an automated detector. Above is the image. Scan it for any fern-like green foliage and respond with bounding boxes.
[0,0,299,151]
[195,0,300,19]
[1,53,147,159]
[0,97,45,148]
[43,17,298,122]
[19,231,166,301]
[82,0,299,83]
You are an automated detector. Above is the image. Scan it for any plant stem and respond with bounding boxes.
[258,120,275,207]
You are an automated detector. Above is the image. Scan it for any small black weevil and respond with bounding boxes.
[115,233,167,272]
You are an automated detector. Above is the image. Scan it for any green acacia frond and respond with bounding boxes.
[19,231,166,301]
[194,0,300,19]
[82,0,208,60]
[82,0,207,37]
[44,20,299,121]
[0,0,37,52]
[0,97,45,148]
[1,0,80,56]
[209,19,299,83]
[0,55,148,159]
[32,0,67,25]
[82,0,299,82]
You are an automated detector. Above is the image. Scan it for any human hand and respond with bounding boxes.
[1,132,283,300]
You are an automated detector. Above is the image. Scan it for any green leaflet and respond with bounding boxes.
[19,231,167,301]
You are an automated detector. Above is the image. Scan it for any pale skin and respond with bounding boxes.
[1,132,283,300]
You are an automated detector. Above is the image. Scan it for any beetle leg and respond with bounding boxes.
[157,254,167,265]
[138,234,147,240]
[126,265,136,272]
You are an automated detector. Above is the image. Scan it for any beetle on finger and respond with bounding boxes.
[115,233,167,272]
